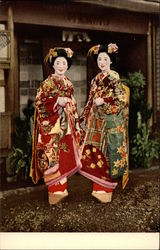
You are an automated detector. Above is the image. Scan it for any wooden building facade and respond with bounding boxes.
[0,0,159,171]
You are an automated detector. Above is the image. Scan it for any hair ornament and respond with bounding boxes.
[64,48,74,58]
[88,43,118,57]
[44,47,74,64]
[87,44,100,56]
[108,43,118,54]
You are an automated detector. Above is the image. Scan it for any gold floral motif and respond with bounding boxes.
[113,159,121,167]
[85,149,91,155]
[112,168,118,175]
[90,163,96,169]
[105,169,110,175]
[98,155,101,159]
[117,146,124,154]
[119,158,125,168]
[82,155,86,160]
[92,147,97,152]
[97,159,104,168]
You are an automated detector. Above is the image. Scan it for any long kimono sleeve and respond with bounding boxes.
[30,108,42,184]
[35,82,58,117]
[80,79,96,123]
[103,73,127,115]
[30,78,59,183]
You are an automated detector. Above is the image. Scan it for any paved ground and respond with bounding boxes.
[0,167,159,232]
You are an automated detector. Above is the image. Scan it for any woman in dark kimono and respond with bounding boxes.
[80,43,129,203]
[30,47,82,204]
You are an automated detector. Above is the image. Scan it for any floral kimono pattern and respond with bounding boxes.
[30,74,82,186]
[79,70,129,189]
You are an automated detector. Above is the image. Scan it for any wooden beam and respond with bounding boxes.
[74,0,160,15]
[3,2,148,35]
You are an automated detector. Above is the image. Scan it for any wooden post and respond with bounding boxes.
[6,7,14,115]
[152,18,157,125]
[6,7,19,121]
[147,19,153,127]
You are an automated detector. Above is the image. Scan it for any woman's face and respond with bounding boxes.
[53,57,68,77]
[97,52,111,73]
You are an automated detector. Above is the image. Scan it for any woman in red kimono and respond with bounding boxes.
[30,47,82,204]
[80,44,129,203]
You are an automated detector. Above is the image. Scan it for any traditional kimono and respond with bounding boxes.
[79,70,129,190]
[30,74,82,187]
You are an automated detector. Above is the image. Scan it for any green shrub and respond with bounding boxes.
[131,117,159,168]
[7,100,34,179]
[125,71,146,102]
[124,71,159,168]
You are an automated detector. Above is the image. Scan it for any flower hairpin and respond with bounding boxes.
[87,44,100,56]
[64,48,74,58]
[108,43,118,54]
[87,43,118,56]
[44,47,74,64]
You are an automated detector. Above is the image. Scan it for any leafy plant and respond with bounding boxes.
[131,116,159,168]
[124,71,146,102]
[8,148,31,179]
[124,71,159,168]
[7,100,35,179]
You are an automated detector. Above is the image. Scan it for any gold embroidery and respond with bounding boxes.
[92,147,97,152]
[97,159,104,168]
[119,158,125,168]
[90,163,96,169]
[82,155,86,160]
[106,169,109,175]
[86,149,91,155]
[112,168,118,175]
[113,159,121,167]
[117,146,124,154]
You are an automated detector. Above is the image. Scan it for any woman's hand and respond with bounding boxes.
[58,97,71,107]
[53,97,71,110]
[94,97,104,106]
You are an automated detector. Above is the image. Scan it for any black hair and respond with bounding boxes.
[48,48,72,70]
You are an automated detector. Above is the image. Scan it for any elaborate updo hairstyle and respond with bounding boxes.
[88,43,118,67]
[44,47,74,70]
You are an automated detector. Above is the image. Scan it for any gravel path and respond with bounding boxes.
[0,167,159,232]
